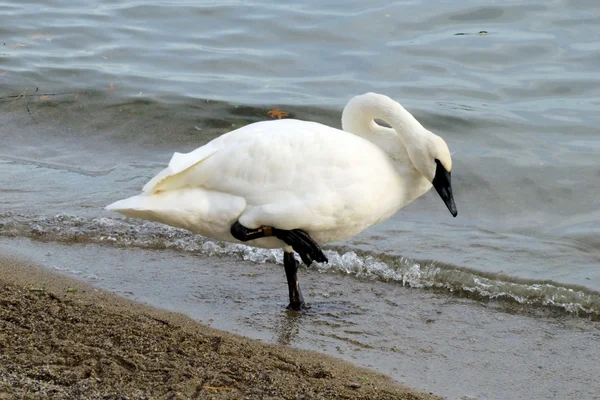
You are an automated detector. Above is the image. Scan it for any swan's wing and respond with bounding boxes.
[142,144,219,194]
[142,120,285,194]
[141,119,402,233]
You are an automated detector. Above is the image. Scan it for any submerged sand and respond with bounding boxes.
[0,256,438,400]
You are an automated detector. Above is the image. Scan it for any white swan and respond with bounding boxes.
[106,92,457,309]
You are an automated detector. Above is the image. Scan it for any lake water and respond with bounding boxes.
[1,0,599,399]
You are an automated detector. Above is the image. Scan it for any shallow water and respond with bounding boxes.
[1,0,600,398]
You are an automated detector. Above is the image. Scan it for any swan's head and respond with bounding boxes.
[409,131,457,217]
[342,92,457,217]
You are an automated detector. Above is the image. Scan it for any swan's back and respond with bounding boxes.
[146,119,389,196]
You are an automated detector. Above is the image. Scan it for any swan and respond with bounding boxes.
[106,92,457,310]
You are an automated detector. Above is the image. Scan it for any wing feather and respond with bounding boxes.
[142,145,218,194]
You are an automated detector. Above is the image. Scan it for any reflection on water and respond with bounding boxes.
[274,310,303,346]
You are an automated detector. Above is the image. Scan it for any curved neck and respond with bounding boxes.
[341,93,425,149]
[341,93,434,208]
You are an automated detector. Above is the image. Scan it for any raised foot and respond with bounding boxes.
[273,228,328,267]
[230,221,328,266]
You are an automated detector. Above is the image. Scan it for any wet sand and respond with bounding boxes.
[0,256,438,400]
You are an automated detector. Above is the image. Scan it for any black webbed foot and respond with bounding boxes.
[230,221,328,267]
[272,228,328,266]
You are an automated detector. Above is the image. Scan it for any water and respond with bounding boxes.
[1,0,600,398]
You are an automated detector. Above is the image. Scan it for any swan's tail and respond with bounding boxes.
[105,188,246,241]
[105,194,163,220]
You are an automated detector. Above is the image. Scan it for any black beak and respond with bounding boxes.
[432,159,457,217]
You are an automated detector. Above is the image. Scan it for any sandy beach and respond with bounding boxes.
[0,255,439,400]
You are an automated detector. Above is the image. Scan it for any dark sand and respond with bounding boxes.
[0,256,439,400]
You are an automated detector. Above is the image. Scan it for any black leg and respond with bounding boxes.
[284,251,305,310]
[230,221,328,267]
[231,221,322,309]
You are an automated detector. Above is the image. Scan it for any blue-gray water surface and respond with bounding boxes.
[1,1,600,399]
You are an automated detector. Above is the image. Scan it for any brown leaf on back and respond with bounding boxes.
[0,72,6,76]
[109,83,115,89]
[39,95,50,100]
[267,108,289,119]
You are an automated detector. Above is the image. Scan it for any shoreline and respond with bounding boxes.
[0,255,439,399]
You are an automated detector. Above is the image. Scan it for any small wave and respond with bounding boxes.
[1,212,598,319]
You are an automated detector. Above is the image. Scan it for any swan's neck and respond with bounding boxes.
[341,93,433,206]
[341,93,426,161]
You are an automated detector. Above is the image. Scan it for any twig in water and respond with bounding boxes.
[26,95,37,124]
[10,88,27,103]
[0,92,74,101]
